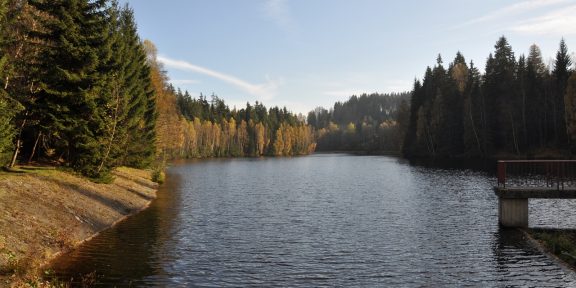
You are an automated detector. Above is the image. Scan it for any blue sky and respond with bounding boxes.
[120,0,576,114]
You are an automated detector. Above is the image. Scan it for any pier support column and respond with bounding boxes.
[498,198,528,228]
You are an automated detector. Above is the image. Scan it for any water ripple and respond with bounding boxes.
[50,155,576,287]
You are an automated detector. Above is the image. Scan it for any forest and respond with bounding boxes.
[402,36,576,159]
[2,1,575,180]
[0,0,156,180]
[156,86,316,159]
[0,0,315,180]
[307,92,410,152]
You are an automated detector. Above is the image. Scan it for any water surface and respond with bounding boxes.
[50,154,576,287]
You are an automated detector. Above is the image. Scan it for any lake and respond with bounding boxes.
[50,154,576,287]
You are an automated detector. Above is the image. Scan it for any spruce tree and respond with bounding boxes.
[0,0,15,157]
[484,36,519,154]
[100,4,156,170]
[554,39,572,147]
[29,0,114,178]
[564,73,576,150]
[526,44,548,149]
[462,61,484,156]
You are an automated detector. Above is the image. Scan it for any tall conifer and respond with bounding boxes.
[29,0,114,178]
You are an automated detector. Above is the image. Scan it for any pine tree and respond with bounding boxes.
[484,36,519,154]
[526,44,548,149]
[0,0,15,158]
[111,5,156,168]
[462,61,484,156]
[564,73,576,150]
[0,1,48,166]
[402,79,424,157]
[29,0,115,178]
[554,39,572,147]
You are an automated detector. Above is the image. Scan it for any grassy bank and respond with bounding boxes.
[0,166,158,286]
[526,228,576,270]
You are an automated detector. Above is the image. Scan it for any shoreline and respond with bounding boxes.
[0,166,159,286]
[40,193,156,271]
[523,228,576,275]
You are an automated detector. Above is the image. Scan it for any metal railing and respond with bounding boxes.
[497,160,576,190]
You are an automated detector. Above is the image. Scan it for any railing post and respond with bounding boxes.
[497,161,506,188]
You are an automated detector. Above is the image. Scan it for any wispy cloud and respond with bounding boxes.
[158,56,280,101]
[509,4,576,35]
[262,0,296,34]
[170,79,200,85]
[462,0,571,27]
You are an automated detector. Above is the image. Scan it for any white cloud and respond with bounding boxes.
[158,56,280,101]
[509,4,576,35]
[263,0,296,33]
[463,0,571,26]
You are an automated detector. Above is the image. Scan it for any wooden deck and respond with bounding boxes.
[494,160,576,227]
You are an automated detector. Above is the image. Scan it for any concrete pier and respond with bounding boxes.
[498,198,528,228]
[494,160,576,228]
[494,187,576,228]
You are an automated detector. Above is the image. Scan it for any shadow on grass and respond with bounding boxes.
[1,166,26,174]
[46,178,135,217]
[113,171,157,190]
[114,182,155,202]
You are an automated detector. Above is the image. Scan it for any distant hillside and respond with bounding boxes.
[307,92,411,152]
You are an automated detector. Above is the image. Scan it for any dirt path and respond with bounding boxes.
[0,167,158,286]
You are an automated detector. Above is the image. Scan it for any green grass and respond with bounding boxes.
[530,229,576,267]
[151,169,165,184]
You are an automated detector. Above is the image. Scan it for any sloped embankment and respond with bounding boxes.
[0,166,158,285]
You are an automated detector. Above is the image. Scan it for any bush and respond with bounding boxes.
[151,168,165,184]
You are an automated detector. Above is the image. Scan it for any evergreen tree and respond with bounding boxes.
[554,39,572,147]
[0,2,16,157]
[462,60,485,156]
[484,36,519,154]
[565,73,576,151]
[0,0,15,157]
[29,0,115,178]
[525,44,548,149]
[112,5,156,168]
[1,1,47,166]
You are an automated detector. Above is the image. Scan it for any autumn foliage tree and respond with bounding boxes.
[146,46,316,159]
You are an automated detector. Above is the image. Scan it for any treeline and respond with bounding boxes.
[0,0,316,180]
[154,86,315,158]
[307,93,410,152]
[403,36,575,159]
[0,0,156,179]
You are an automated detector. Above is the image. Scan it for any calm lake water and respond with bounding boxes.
[50,154,576,287]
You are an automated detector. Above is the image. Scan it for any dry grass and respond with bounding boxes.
[0,166,158,287]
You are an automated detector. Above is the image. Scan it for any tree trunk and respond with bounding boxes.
[468,99,483,156]
[8,115,28,168]
[509,111,520,155]
[27,131,42,164]
[9,139,21,168]
[97,85,120,174]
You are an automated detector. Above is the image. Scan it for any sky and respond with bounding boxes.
[119,0,576,115]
